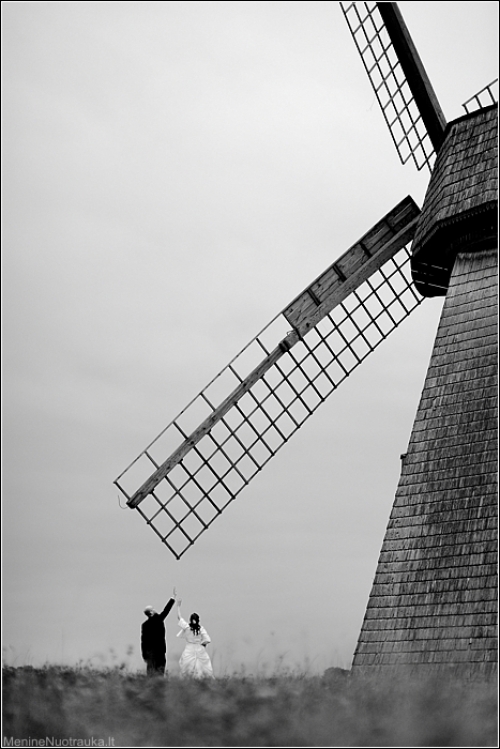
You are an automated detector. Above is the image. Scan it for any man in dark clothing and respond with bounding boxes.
[141,591,176,676]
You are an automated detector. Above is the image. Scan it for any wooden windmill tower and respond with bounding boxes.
[115,3,497,676]
[340,2,497,677]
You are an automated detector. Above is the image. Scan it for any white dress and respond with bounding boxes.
[176,617,214,679]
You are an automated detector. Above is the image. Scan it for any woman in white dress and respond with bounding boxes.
[176,598,214,679]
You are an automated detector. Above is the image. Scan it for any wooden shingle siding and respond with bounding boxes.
[411,106,498,296]
[414,107,498,235]
[352,248,498,676]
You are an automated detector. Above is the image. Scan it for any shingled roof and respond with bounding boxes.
[411,105,498,297]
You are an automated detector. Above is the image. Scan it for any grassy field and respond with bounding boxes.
[2,664,498,747]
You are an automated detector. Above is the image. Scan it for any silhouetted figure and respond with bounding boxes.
[141,588,176,676]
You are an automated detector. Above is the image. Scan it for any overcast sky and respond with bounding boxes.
[2,1,498,675]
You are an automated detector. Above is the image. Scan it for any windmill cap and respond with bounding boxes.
[411,106,498,298]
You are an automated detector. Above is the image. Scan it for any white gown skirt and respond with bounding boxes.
[179,643,214,678]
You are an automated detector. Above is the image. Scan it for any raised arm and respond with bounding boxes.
[159,597,175,621]
[160,587,178,621]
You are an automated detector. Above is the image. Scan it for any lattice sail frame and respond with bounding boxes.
[114,197,424,559]
[340,1,436,172]
[462,78,499,114]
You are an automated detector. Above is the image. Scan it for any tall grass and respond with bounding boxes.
[2,664,497,747]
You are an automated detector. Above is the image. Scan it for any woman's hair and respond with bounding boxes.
[189,613,201,635]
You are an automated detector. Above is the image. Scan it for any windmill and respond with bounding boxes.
[114,3,497,675]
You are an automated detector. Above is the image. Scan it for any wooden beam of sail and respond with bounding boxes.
[114,196,422,559]
[376,3,447,152]
[340,2,445,171]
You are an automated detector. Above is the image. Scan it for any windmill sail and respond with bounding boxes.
[115,196,424,559]
[462,78,499,114]
[340,1,446,171]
